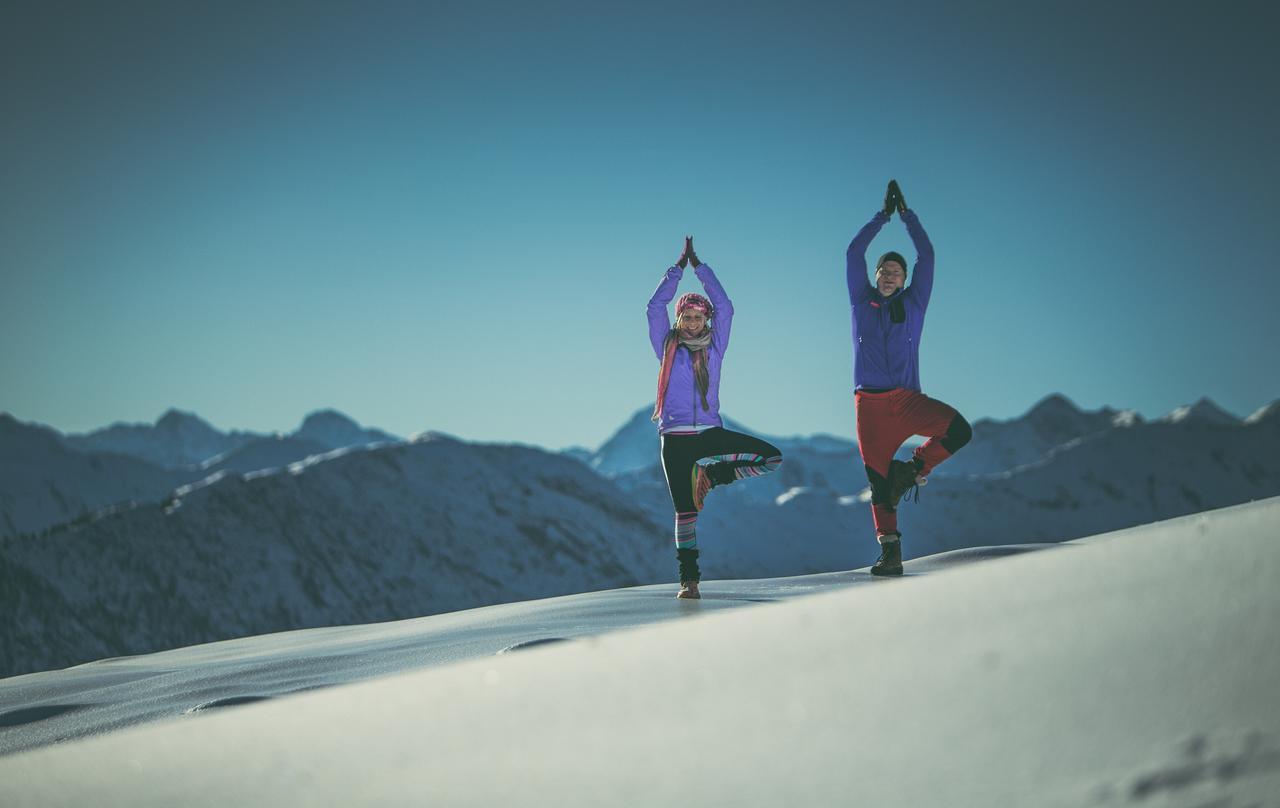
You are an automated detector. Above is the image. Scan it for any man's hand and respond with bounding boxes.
[687,235,701,269]
[677,236,691,269]
[882,181,897,217]
[889,179,908,214]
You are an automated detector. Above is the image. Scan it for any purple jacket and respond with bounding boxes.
[846,209,935,391]
[647,264,734,433]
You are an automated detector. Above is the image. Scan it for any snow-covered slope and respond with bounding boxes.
[0,434,667,679]
[7,545,1058,757]
[1,498,1275,807]
[196,435,333,475]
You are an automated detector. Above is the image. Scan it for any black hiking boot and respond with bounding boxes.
[676,548,701,592]
[871,535,904,576]
[887,458,926,507]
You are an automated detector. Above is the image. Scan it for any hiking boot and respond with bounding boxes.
[676,548,701,587]
[888,459,927,507]
[871,535,904,576]
[707,462,737,488]
[691,464,713,511]
[676,581,701,599]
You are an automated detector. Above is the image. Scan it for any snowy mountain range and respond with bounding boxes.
[0,409,400,537]
[0,434,668,678]
[2,394,1278,678]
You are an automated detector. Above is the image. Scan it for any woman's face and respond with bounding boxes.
[677,308,707,338]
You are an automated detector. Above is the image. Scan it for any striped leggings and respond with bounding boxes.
[660,427,783,581]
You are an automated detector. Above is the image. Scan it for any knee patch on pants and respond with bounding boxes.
[864,465,894,508]
[941,413,972,454]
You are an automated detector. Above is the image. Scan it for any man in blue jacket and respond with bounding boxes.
[847,181,972,575]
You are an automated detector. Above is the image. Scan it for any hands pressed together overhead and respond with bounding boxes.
[676,235,701,269]
[881,179,909,217]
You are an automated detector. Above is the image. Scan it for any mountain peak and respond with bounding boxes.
[1244,400,1280,425]
[156,409,212,430]
[294,410,398,450]
[1160,398,1239,425]
[299,409,359,430]
[153,410,224,444]
[1023,394,1082,421]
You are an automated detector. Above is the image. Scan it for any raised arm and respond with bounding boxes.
[847,210,890,305]
[900,209,935,310]
[694,262,733,355]
[647,265,682,359]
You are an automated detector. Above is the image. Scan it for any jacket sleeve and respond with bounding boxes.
[847,211,890,305]
[695,263,733,356]
[901,210,935,312]
[647,266,682,360]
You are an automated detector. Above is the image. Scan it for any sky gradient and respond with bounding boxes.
[3,1,1278,449]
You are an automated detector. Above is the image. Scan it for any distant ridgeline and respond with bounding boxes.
[1,395,1278,678]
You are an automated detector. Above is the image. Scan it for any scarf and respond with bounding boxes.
[652,328,713,422]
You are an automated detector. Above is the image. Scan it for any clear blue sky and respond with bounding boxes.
[3,1,1278,449]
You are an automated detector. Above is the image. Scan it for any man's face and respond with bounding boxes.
[876,261,906,296]
[677,309,707,338]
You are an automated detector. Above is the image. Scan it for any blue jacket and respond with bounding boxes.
[647,264,734,433]
[846,210,935,391]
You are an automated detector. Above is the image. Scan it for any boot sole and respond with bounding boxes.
[870,566,903,577]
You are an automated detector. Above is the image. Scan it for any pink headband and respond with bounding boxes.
[676,293,712,318]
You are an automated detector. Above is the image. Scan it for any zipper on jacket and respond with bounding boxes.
[691,347,698,427]
[882,303,890,371]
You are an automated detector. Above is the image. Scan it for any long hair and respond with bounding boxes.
[652,325,712,422]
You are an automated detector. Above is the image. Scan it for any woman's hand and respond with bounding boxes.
[687,235,701,269]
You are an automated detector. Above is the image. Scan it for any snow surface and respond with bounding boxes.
[0,543,1051,757]
[1,498,1276,806]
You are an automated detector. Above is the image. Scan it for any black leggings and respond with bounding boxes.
[660,427,783,581]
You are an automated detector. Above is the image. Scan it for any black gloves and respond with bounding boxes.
[890,179,908,214]
[675,235,702,269]
[882,180,909,216]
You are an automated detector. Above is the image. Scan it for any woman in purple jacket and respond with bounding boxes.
[847,181,972,575]
[648,236,783,599]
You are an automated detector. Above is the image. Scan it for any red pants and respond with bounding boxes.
[855,388,960,537]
